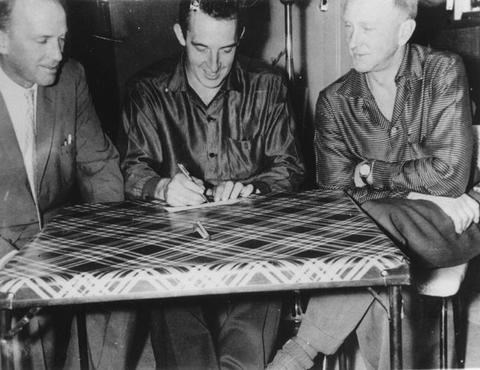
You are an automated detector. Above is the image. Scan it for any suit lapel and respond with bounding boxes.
[0,94,21,157]
[35,85,57,193]
[0,94,33,198]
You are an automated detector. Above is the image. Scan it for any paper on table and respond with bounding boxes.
[163,198,244,212]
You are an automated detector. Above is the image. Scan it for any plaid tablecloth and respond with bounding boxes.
[0,190,409,308]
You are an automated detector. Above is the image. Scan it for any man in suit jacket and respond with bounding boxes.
[0,0,127,368]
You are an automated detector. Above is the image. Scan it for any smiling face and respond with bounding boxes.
[174,9,238,98]
[343,0,413,74]
[0,0,67,87]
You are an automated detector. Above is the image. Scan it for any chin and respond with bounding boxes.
[37,75,58,87]
[352,63,372,73]
[201,79,223,89]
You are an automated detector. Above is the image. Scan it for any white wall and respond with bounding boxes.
[259,0,352,113]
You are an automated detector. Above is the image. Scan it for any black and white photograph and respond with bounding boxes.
[0,0,480,369]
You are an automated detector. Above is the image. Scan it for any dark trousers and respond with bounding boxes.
[64,304,141,370]
[362,198,480,268]
[151,296,282,370]
[8,305,138,370]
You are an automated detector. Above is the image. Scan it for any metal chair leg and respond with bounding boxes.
[0,309,13,370]
[440,297,448,370]
[76,308,89,370]
[389,286,403,370]
[453,293,466,369]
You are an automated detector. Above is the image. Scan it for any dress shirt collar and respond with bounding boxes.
[166,52,242,93]
[337,44,423,100]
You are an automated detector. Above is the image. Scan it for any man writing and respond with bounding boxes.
[0,0,128,367]
[268,0,480,369]
[118,0,304,368]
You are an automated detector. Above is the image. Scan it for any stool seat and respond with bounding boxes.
[414,264,468,297]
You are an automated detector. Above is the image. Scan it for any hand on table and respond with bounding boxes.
[156,173,206,206]
[408,192,480,234]
[208,181,254,202]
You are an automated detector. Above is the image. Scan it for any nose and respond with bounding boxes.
[207,50,220,73]
[347,30,357,50]
[348,28,359,51]
[49,39,64,63]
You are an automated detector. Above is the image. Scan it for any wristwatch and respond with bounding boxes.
[359,162,372,185]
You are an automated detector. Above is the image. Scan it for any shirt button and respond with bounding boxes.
[207,116,215,123]
[164,87,169,92]
[209,153,217,158]
[391,126,398,135]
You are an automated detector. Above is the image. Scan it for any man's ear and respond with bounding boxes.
[0,30,9,54]
[398,19,416,46]
[173,23,186,47]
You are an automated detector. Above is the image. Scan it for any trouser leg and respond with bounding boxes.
[362,199,480,268]
[151,300,218,370]
[12,307,72,370]
[297,289,374,355]
[355,290,395,370]
[65,303,141,370]
[214,296,282,370]
[355,287,451,370]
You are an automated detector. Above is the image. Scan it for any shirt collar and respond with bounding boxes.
[166,52,242,93]
[395,44,423,82]
[337,44,422,99]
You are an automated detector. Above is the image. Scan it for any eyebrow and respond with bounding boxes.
[191,40,238,49]
[34,31,67,39]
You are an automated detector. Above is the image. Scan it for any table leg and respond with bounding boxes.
[389,285,403,370]
[76,308,89,370]
[440,297,448,369]
[0,309,13,370]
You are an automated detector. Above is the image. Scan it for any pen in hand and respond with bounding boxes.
[177,163,194,182]
[177,163,208,202]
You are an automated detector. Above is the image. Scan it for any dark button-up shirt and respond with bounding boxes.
[315,44,473,204]
[119,55,304,199]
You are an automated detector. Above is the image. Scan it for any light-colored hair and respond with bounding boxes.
[343,0,418,20]
[0,0,65,31]
[394,0,418,19]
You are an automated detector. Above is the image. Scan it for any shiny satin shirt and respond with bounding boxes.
[315,44,474,204]
[119,55,304,199]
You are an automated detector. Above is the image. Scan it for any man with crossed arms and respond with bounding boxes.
[268,0,480,369]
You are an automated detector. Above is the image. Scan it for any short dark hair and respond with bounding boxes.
[0,0,14,31]
[178,0,242,37]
